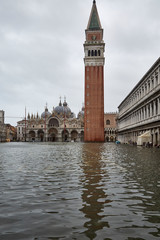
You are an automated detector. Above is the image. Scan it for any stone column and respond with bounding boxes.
[131,113,133,124]
[141,108,143,121]
[133,132,136,142]
[45,132,48,142]
[145,84,148,95]
[35,130,38,142]
[158,71,160,84]
[150,103,152,118]
[152,77,155,89]
[146,105,148,119]
[144,107,146,120]
[68,130,71,142]
[152,101,155,116]
[152,130,156,146]
[57,130,61,142]
[139,110,141,122]
[158,98,160,115]
[77,131,81,142]
[158,130,160,145]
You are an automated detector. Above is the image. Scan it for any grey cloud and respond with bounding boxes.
[0,0,160,125]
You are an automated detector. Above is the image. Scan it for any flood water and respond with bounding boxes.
[0,142,160,240]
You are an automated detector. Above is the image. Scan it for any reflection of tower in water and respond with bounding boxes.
[80,143,110,239]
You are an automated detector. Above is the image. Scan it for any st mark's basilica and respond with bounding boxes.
[17,99,85,142]
[17,98,117,142]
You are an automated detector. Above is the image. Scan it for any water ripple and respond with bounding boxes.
[0,142,160,239]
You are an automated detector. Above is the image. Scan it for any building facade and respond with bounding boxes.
[117,58,160,146]
[84,0,105,142]
[0,110,6,142]
[6,124,17,142]
[104,113,117,142]
[17,100,117,142]
[17,100,84,142]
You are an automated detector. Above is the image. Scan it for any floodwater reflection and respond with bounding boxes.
[80,143,111,239]
[0,142,160,240]
[118,146,160,238]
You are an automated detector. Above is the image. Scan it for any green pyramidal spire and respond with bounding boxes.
[88,1,101,30]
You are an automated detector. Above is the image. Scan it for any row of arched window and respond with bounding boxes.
[120,71,159,114]
[88,50,101,57]
[119,97,160,127]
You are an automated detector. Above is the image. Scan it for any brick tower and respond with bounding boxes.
[84,0,105,142]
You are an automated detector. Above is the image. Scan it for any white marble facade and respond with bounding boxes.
[117,58,160,146]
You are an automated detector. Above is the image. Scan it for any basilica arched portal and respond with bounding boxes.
[48,118,59,128]
[48,128,58,142]
[38,129,44,142]
[71,130,78,141]
[62,130,69,142]
[29,131,35,141]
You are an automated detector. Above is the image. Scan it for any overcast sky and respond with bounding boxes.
[0,0,160,126]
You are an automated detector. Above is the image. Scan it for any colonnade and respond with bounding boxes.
[104,128,117,142]
[119,96,160,129]
[118,127,160,146]
[118,58,160,146]
[119,67,160,116]
[26,128,84,142]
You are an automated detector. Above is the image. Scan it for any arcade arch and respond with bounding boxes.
[62,130,69,142]
[71,130,78,141]
[38,129,44,142]
[48,118,59,128]
[80,131,84,142]
[29,131,35,141]
[48,128,58,142]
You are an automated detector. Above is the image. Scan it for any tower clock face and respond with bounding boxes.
[92,35,97,40]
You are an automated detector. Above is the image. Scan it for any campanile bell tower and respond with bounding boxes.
[84,0,105,142]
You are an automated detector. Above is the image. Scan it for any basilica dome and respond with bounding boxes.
[54,100,72,117]
[41,107,51,119]
[78,106,84,118]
